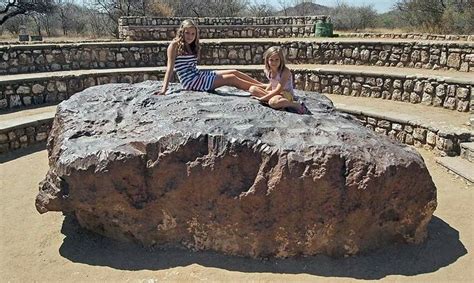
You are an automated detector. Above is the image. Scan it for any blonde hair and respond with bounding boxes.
[263,46,286,75]
[174,19,200,56]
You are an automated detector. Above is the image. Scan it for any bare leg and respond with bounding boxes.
[212,74,263,91]
[215,70,266,88]
[268,95,301,111]
[249,86,268,97]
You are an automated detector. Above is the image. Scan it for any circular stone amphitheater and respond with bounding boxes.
[1,15,473,281]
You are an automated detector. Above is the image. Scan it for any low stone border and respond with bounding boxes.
[339,107,472,157]
[119,16,473,42]
[292,69,472,112]
[121,25,316,41]
[1,70,160,110]
[1,67,471,112]
[340,33,473,42]
[1,39,472,75]
[119,16,325,40]
[0,115,52,154]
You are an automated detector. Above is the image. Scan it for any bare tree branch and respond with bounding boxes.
[1,0,54,25]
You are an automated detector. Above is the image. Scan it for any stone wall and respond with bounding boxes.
[198,41,473,72]
[119,16,326,40]
[0,120,51,154]
[345,110,471,157]
[1,68,471,112]
[341,33,474,42]
[0,43,167,75]
[1,40,472,75]
[2,32,470,46]
[1,72,161,110]
[291,70,472,112]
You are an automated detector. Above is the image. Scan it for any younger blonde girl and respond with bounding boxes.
[249,46,310,114]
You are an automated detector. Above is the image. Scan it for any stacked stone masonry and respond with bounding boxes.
[1,72,159,110]
[341,33,473,42]
[1,69,471,112]
[119,16,326,40]
[1,33,471,46]
[118,16,473,42]
[1,41,472,75]
[291,71,473,113]
[0,121,52,154]
[349,112,470,157]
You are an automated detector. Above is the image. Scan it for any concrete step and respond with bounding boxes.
[460,142,474,163]
[0,105,55,154]
[436,156,474,184]
[326,93,472,157]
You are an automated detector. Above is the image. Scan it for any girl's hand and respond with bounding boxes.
[154,89,166,95]
[252,96,269,105]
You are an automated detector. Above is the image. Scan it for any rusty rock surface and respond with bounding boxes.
[36,81,437,258]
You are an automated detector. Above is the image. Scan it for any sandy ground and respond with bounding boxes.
[0,146,472,282]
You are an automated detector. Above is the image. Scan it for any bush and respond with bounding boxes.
[395,0,474,34]
[330,2,378,31]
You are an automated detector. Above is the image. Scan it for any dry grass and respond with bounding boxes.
[336,28,407,34]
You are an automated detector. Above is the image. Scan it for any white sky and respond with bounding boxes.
[267,0,397,13]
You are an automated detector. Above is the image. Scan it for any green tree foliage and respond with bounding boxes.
[395,0,473,34]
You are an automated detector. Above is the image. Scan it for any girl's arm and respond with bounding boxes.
[157,41,177,95]
[258,69,291,101]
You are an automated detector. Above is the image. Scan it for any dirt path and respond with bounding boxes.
[0,147,472,282]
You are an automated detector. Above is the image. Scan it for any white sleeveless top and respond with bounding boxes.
[265,69,294,95]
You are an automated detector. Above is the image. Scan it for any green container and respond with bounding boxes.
[315,22,333,37]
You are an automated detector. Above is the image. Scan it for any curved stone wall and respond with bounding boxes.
[1,68,471,112]
[118,17,474,42]
[340,33,473,42]
[1,40,472,75]
[346,110,470,157]
[0,120,51,154]
[119,16,325,40]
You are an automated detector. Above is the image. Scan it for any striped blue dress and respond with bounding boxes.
[174,54,217,91]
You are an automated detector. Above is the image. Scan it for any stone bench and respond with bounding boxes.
[0,106,55,153]
[1,39,472,75]
[119,16,326,40]
[339,33,473,42]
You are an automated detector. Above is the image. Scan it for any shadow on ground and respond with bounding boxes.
[0,143,46,163]
[59,215,466,279]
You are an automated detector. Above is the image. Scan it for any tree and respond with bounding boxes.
[0,0,54,25]
[331,2,377,31]
[49,1,87,36]
[277,0,291,16]
[395,0,473,33]
[246,0,275,17]
[87,0,177,37]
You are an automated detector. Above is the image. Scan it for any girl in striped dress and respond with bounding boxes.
[156,20,265,95]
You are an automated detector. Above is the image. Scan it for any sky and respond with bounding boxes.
[267,0,397,13]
